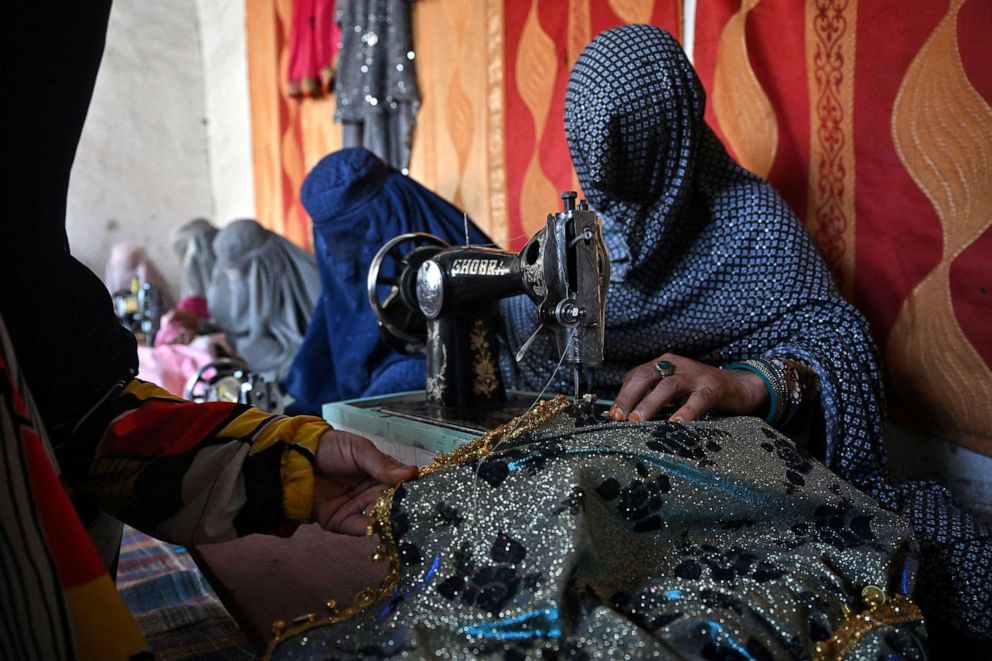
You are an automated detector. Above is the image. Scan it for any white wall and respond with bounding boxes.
[67,0,255,298]
[196,0,256,226]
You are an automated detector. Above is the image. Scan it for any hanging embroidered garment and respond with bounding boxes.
[287,0,339,98]
[333,0,420,169]
[268,398,927,659]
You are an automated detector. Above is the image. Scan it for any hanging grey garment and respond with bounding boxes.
[334,0,420,169]
[172,218,218,300]
[270,403,927,659]
[206,220,321,381]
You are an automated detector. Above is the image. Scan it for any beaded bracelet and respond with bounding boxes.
[724,358,788,425]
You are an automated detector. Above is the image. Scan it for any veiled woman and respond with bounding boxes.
[207,219,321,382]
[497,24,990,640]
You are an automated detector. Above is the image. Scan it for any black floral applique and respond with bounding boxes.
[436,535,542,615]
[476,457,511,487]
[645,425,729,468]
[789,501,876,550]
[673,545,784,584]
[758,427,815,491]
[700,635,774,661]
[796,590,837,643]
[595,464,672,533]
[435,502,464,527]
[398,541,422,566]
[392,501,421,566]
[609,586,685,631]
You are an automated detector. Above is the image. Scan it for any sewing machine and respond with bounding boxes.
[112,279,164,346]
[324,191,611,455]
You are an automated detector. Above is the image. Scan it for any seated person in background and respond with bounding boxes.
[207,218,322,383]
[104,240,177,311]
[172,216,219,302]
[285,147,489,414]
[524,24,991,639]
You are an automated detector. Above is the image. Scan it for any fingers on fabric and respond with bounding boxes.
[349,435,418,485]
[334,490,381,536]
[669,386,716,422]
[613,358,673,420]
[630,375,686,422]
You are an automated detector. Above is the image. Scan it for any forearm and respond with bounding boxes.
[81,380,324,545]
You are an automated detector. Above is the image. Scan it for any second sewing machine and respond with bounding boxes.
[324,191,611,456]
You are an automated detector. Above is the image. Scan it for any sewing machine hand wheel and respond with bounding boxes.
[367,232,449,354]
[184,358,250,403]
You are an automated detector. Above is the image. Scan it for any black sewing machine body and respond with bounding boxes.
[112,280,164,346]
[359,191,610,433]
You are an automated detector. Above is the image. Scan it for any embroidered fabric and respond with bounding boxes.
[269,399,927,659]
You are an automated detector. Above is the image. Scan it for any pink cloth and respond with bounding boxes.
[178,295,209,318]
[137,342,215,397]
[155,296,210,346]
[287,0,339,97]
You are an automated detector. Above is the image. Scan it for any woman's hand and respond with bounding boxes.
[611,353,768,423]
[312,430,419,536]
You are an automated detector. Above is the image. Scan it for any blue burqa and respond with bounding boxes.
[285,148,488,414]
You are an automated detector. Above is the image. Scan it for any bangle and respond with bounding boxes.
[724,358,788,425]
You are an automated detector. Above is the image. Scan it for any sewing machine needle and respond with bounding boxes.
[574,366,580,403]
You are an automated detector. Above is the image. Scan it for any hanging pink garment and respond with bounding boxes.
[287,0,339,98]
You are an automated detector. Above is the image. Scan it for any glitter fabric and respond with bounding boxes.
[498,25,991,638]
[334,0,420,170]
[269,407,925,659]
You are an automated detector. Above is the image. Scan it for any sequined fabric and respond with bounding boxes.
[498,25,991,637]
[271,409,925,659]
[334,0,419,169]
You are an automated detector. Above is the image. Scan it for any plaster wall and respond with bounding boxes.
[196,0,256,227]
[67,0,256,299]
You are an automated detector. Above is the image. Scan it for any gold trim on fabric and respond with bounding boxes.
[712,0,779,179]
[813,594,923,660]
[486,0,508,246]
[804,0,858,297]
[887,0,992,454]
[264,396,570,658]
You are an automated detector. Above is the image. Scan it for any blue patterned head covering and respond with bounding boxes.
[565,23,704,271]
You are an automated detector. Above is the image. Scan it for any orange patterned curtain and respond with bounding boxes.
[246,0,342,252]
[693,0,992,454]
